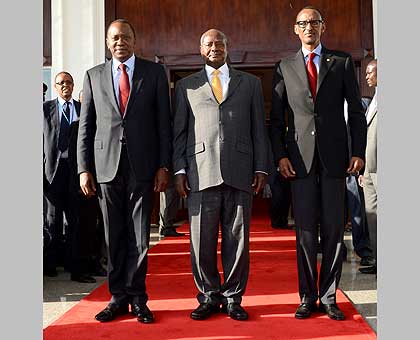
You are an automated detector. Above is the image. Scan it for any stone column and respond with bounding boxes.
[51,0,105,97]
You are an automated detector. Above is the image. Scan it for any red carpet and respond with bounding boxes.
[44,202,376,339]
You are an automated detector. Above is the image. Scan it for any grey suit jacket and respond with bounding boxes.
[270,47,367,178]
[77,57,172,183]
[43,98,81,185]
[365,106,377,174]
[173,67,270,194]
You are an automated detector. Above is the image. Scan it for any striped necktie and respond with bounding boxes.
[58,101,71,152]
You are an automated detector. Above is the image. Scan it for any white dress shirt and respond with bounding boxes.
[205,63,230,101]
[57,96,77,125]
[112,53,135,106]
[302,43,323,74]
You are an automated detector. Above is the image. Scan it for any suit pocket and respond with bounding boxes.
[94,139,103,149]
[186,142,205,156]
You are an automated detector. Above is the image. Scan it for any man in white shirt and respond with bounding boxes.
[173,29,270,321]
[269,6,367,320]
[78,19,171,324]
[359,59,378,275]
[43,72,95,283]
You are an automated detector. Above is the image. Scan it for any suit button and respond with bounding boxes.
[311,131,315,136]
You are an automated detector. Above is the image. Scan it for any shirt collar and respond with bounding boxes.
[302,43,323,58]
[205,63,229,79]
[112,53,136,73]
[57,96,74,107]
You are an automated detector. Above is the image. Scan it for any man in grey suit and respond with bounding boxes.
[270,6,367,320]
[173,29,269,321]
[359,59,377,275]
[77,19,172,324]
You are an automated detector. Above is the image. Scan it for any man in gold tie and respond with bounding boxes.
[173,29,270,321]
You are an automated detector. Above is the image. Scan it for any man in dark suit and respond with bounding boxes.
[43,72,96,283]
[77,19,172,324]
[269,6,367,320]
[173,29,270,321]
[359,59,377,275]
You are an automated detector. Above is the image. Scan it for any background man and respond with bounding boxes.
[359,59,377,275]
[77,19,172,324]
[173,29,270,321]
[269,6,367,321]
[159,178,185,237]
[43,72,95,283]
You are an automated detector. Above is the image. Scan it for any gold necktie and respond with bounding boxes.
[211,69,223,103]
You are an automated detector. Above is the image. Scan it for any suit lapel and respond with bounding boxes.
[102,59,121,116]
[51,99,60,149]
[290,50,311,91]
[367,109,377,126]
[74,101,81,118]
[225,67,242,102]
[317,47,335,92]
[196,69,218,104]
[125,57,146,115]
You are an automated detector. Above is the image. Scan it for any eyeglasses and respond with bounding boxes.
[55,80,73,86]
[296,20,323,29]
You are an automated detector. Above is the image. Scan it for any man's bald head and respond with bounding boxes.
[200,29,227,45]
[296,5,323,22]
[367,59,377,68]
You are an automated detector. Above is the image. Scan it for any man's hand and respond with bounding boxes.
[80,171,96,197]
[252,173,267,195]
[347,157,364,175]
[279,158,296,178]
[154,168,170,192]
[358,175,364,187]
[174,174,190,198]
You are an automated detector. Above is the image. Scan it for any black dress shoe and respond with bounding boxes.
[319,303,345,321]
[294,303,317,319]
[93,266,108,277]
[71,274,97,283]
[222,303,248,321]
[160,228,185,237]
[95,304,129,322]
[190,303,220,320]
[360,256,376,267]
[359,265,377,274]
[131,303,154,323]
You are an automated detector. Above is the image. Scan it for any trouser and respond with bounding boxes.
[363,171,377,262]
[187,184,252,306]
[291,152,346,304]
[97,146,153,305]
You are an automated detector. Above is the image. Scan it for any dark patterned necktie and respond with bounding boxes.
[58,101,71,152]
